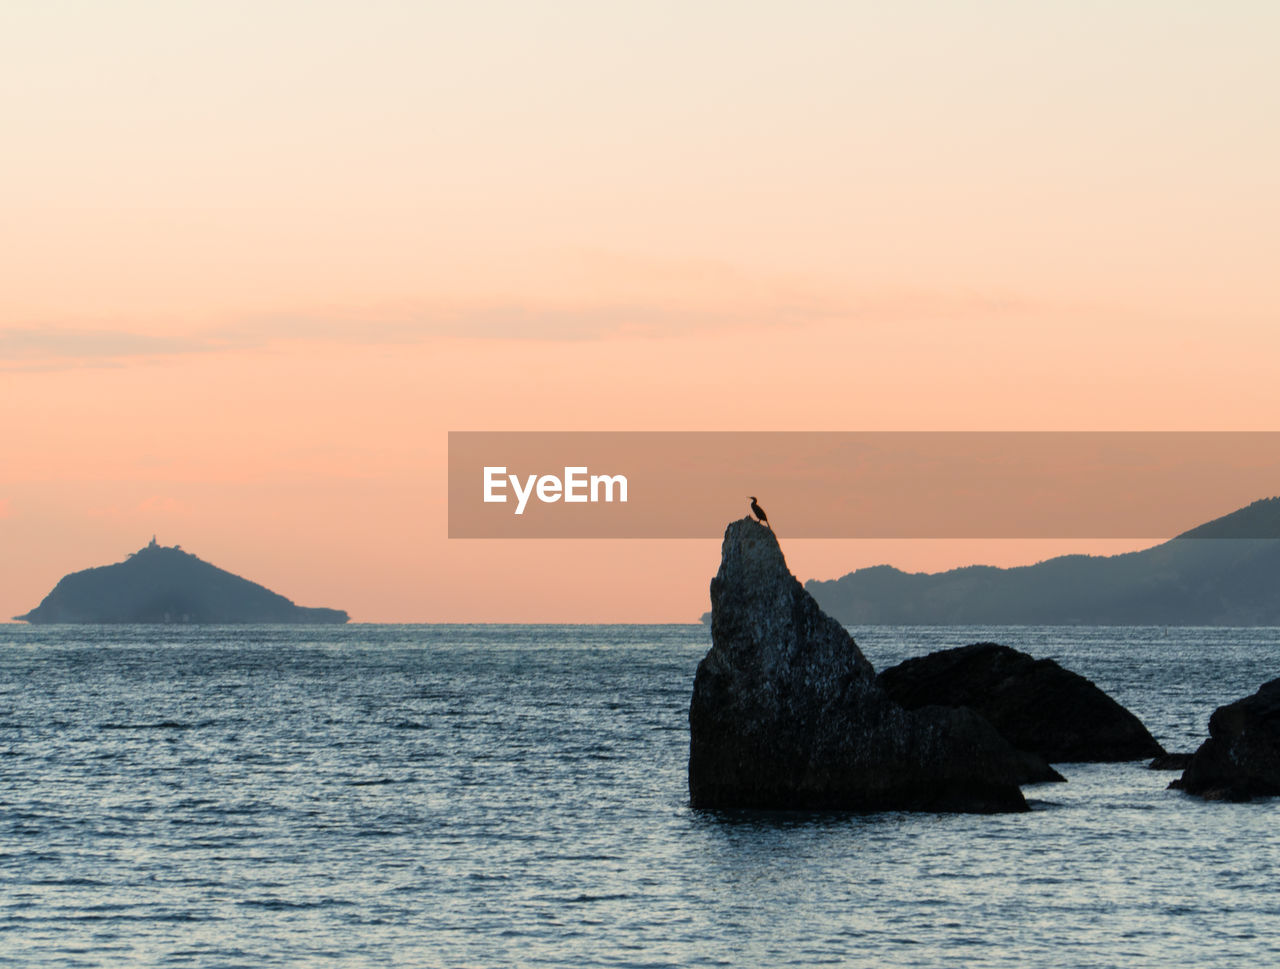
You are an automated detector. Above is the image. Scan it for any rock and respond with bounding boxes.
[1148,753,1193,771]
[688,518,1029,813]
[1171,678,1280,800]
[15,539,348,624]
[878,642,1166,764]
[1004,749,1067,786]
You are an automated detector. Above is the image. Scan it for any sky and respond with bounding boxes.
[3,1,1279,621]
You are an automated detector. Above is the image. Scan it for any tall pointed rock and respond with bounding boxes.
[689,518,1027,812]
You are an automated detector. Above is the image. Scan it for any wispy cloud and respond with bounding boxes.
[2,277,1041,372]
[0,324,263,372]
[204,302,810,346]
[0,305,786,371]
[0,327,209,363]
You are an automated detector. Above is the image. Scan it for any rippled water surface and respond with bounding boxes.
[2,624,1278,967]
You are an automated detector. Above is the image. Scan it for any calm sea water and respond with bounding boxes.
[2,623,1278,968]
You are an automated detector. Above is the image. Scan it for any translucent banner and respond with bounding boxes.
[448,432,1280,538]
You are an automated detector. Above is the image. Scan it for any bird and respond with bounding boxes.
[748,496,770,528]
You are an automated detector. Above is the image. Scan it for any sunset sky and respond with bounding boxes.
[3,2,1279,621]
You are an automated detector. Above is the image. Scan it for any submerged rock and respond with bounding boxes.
[1000,749,1066,786]
[1172,678,1280,801]
[878,642,1165,764]
[688,519,1028,813]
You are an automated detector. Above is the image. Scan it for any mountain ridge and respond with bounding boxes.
[802,497,1280,625]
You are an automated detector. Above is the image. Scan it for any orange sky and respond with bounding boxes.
[3,3,1279,621]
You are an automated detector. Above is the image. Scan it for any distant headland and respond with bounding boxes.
[804,497,1280,625]
[14,538,349,624]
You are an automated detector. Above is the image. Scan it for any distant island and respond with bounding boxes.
[14,538,349,624]
[800,497,1280,625]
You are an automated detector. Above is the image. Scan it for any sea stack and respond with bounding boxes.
[1172,678,1280,801]
[688,518,1029,812]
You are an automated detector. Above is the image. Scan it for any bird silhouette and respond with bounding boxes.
[748,496,770,528]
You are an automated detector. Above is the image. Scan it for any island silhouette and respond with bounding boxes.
[14,537,349,624]
[803,497,1280,625]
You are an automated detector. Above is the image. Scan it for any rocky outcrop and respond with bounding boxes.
[878,643,1165,764]
[998,748,1065,786]
[688,519,1029,813]
[15,540,348,624]
[1171,678,1280,800]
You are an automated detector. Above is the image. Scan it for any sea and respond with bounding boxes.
[2,623,1278,968]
